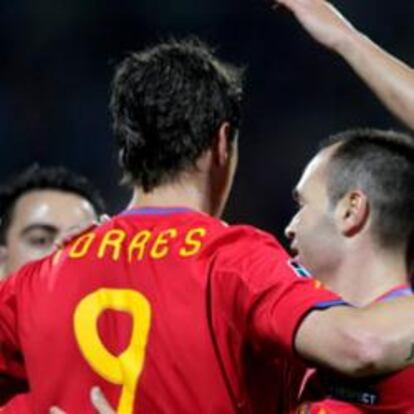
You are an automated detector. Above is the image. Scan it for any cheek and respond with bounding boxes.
[299,217,339,267]
[6,241,32,273]
[14,240,52,268]
[296,213,329,250]
[295,211,319,238]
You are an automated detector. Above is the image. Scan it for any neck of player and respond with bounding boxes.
[127,177,225,219]
[127,147,233,218]
[319,244,409,307]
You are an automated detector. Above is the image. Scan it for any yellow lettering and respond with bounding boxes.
[98,230,126,261]
[74,288,151,414]
[128,230,152,262]
[179,228,206,257]
[150,229,177,259]
[69,232,96,259]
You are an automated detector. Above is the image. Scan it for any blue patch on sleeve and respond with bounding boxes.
[288,259,312,278]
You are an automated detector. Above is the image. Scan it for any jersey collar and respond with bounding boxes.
[374,284,412,302]
[120,206,195,216]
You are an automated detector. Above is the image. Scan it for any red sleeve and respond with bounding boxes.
[211,226,346,357]
[248,255,344,355]
[0,267,30,402]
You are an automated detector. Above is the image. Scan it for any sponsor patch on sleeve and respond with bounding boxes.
[288,259,312,278]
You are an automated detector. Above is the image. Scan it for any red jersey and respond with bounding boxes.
[0,394,31,413]
[296,285,414,413]
[0,207,342,413]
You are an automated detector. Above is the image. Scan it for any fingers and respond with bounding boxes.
[99,214,111,224]
[90,386,115,414]
[48,387,115,414]
[49,407,65,414]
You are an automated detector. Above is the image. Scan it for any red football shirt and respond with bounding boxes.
[295,285,414,413]
[0,207,342,413]
[0,394,30,413]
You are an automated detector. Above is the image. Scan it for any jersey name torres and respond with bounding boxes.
[0,207,342,413]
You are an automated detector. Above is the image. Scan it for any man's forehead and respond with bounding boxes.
[296,147,335,192]
[11,189,96,228]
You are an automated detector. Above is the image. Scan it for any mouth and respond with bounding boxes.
[289,244,299,259]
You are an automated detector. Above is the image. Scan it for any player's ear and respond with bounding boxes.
[212,122,232,167]
[335,190,369,237]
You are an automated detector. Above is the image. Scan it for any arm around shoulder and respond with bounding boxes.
[296,296,414,376]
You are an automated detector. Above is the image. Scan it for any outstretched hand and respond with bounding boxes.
[273,0,356,52]
[49,386,115,414]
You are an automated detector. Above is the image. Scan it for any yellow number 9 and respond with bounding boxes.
[74,288,151,414]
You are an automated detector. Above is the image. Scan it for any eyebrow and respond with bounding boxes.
[20,224,59,237]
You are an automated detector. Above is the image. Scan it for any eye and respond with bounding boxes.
[293,198,304,210]
[292,190,304,210]
[25,230,56,249]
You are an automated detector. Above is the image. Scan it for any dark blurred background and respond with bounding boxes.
[0,0,412,246]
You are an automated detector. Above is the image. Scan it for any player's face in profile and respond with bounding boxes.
[285,149,343,279]
[1,190,97,276]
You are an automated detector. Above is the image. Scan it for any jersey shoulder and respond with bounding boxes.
[204,222,289,265]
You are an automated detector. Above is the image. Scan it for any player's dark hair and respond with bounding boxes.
[110,37,244,192]
[0,164,105,244]
[320,128,414,249]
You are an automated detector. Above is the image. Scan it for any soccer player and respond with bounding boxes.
[285,129,414,412]
[1,39,414,413]
[274,0,414,130]
[0,164,105,413]
[0,164,105,278]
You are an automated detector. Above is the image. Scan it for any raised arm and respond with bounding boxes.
[296,296,414,377]
[275,0,414,130]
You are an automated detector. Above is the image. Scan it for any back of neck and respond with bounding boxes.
[127,182,212,215]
